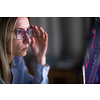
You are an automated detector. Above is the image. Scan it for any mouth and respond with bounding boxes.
[22,47,28,51]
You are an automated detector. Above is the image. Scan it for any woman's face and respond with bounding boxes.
[7,17,31,57]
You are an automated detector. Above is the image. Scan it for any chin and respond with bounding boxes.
[16,51,27,57]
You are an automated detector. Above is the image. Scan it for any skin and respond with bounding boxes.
[7,17,48,66]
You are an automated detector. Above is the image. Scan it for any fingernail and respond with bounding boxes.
[40,27,43,30]
[35,25,38,29]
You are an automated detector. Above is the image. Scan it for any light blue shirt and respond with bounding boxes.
[0,56,50,84]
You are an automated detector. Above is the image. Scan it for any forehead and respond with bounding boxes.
[15,17,29,29]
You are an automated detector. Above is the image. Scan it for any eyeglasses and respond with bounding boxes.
[12,28,35,40]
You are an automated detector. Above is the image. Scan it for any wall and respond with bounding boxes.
[24,17,94,69]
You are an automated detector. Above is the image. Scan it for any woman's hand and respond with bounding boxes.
[30,25,48,65]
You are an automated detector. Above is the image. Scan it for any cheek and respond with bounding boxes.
[13,39,27,57]
[7,38,27,57]
[13,39,22,52]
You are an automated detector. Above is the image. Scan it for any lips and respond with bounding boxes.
[22,47,28,51]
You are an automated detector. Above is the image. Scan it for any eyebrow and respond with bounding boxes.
[14,26,30,31]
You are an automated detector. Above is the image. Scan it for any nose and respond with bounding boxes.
[23,33,31,44]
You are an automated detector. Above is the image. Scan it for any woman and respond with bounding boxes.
[0,17,50,84]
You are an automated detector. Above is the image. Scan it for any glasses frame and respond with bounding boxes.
[12,28,35,40]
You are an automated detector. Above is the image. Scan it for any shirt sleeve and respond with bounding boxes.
[23,58,50,84]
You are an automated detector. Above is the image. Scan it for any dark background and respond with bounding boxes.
[24,17,95,84]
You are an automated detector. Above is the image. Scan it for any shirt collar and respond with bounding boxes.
[13,57,16,67]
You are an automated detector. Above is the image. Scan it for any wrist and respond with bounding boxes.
[34,56,46,65]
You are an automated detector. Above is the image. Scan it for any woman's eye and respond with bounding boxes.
[17,30,24,34]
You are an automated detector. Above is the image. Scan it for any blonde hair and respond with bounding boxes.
[0,17,18,83]
[0,17,30,83]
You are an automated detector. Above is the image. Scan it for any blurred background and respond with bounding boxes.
[24,17,95,84]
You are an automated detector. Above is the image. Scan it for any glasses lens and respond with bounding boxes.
[15,28,34,40]
[16,30,25,39]
[28,28,33,38]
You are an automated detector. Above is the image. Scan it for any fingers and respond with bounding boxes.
[39,26,48,41]
[39,27,45,39]
[31,25,48,41]
[35,25,41,37]
[30,37,35,48]
[31,25,36,37]
[44,31,48,42]
[31,25,40,37]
